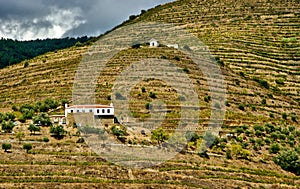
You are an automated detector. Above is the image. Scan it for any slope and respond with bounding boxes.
[0,0,299,188]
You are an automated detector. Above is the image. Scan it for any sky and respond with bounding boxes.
[0,0,174,41]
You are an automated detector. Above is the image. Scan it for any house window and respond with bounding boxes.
[71,110,73,113]
[102,109,105,113]
[89,109,93,113]
[97,109,100,113]
[107,109,110,114]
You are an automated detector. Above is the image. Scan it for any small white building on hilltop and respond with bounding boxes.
[149,38,159,47]
[65,103,114,117]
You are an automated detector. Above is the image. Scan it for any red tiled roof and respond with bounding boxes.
[67,105,112,109]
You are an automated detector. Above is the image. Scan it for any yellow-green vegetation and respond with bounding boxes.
[0,0,299,188]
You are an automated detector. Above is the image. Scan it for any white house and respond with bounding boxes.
[149,38,159,47]
[65,103,114,117]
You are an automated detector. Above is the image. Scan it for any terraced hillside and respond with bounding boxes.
[0,0,299,188]
[131,0,300,105]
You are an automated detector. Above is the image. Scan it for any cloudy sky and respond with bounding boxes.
[0,0,173,41]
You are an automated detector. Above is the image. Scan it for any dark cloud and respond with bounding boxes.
[0,0,173,40]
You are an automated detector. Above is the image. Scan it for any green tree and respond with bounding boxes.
[111,125,126,138]
[151,127,169,146]
[44,98,59,109]
[2,143,12,152]
[1,121,15,133]
[33,113,52,126]
[4,112,16,121]
[23,143,32,153]
[28,124,41,134]
[50,125,66,139]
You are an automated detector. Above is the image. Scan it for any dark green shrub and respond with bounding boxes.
[265,123,275,133]
[149,92,156,99]
[1,121,15,133]
[61,99,69,107]
[107,95,111,100]
[275,126,282,132]
[2,143,12,152]
[4,113,16,121]
[245,130,252,136]
[28,124,41,134]
[204,96,211,103]
[291,115,297,122]
[12,105,18,111]
[235,127,244,135]
[289,126,295,132]
[256,138,264,146]
[242,142,249,149]
[226,149,232,159]
[23,143,32,153]
[259,79,269,89]
[242,125,249,130]
[255,130,263,137]
[50,125,66,139]
[33,113,52,126]
[253,145,259,151]
[44,98,59,109]
[24,61,29,68]
[282,113,287,120]
[174,56,180,61]
[183,67,189,73]
[111,125,126,138]
[279,134,286,140]
[254,125,264,132]
[141,86,146,93]
[264,138,271,144]
[282,128,290,135]
[288,140,295,147]
[225,100,230,106]
[265,127,271,134]
[145,102,151,110]
[43,137,49,142]
[238,104,245,111]
[261,98,266,105]
[269,143,280,154]
[275,79,284,85]
[271,131,279,140]
[273,149,300,175]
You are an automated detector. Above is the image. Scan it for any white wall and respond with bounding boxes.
[65,107,114,117]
